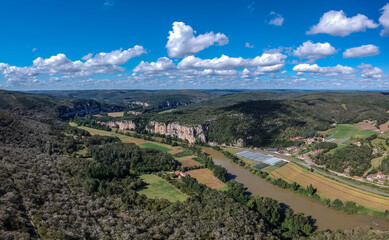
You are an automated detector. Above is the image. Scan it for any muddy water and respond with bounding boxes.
[203,147,389,231]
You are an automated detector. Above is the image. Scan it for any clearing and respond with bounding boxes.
[270,163,389,211]
[186,168,226,189]
[107,112,124,117]
[138,174,187,202]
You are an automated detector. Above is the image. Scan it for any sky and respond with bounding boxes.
[0,0,388,90]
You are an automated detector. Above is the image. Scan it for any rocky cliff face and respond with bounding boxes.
[98,120,136,130]
[146,121,206,143]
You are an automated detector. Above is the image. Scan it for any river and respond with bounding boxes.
[203,147,389,231]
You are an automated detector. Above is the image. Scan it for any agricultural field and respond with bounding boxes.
[186,169,226,189]
[76,125,133,141]
[107,111,124,117]
[270,163,389,211]
[327,124,376,139]
[176,155,203,168]
[138,174,187,202]
[139,142,172,152]
[261,161,288,173]
[380,120,389,132]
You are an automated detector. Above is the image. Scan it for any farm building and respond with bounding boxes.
[366,171,387,182]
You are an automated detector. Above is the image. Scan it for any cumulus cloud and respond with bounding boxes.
[358,63,385,79]
[293,63,356,75]
[343,44,380,58]
[293,40,337,60]
[81,53,93,60]
[307,10,379,36]
[379,3,389,36]
[133,57,176,72]
[254,63,285,75]
[177,53,287,70]
[0,45,146,82]
[245,42,254,48]
[166,22,229,58]
[269,12,284,26]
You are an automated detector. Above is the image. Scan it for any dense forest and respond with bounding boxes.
[1,90,389,239]
[94,91,389,148]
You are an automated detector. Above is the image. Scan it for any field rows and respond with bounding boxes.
[271,163,389,211]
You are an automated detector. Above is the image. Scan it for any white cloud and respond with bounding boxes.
[379,3,389,36]
[166,22,229,58]
[269,12,284,26]
[307,10,379,36]
[177,53,287,70]
[254,64,285,75]
[81,53,93,60]
[293,40,337,60]
[0,45,146,82]
[358,63,385,79]
[133,57,176,72]
[245,42,254,48]
[293,63,356,75]
[343,44,380,58]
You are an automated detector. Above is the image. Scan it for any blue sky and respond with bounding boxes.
[0,0,388,90]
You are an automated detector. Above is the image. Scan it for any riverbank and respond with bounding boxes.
[203,147,389,231]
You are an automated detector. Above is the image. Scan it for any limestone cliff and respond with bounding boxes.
[146,121,206,143]
[98,120,136,130]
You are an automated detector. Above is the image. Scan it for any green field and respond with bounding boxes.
[328,124,358,139]
[140,142,172,152]
[70,122,134,141]
[326,124,377,154]
[138,174,187,202]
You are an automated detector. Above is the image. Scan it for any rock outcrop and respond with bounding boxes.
[146,121,206,143]
[98,120,136,130]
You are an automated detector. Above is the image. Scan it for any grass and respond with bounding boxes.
[328,124,360,139]
[270,162,389,212]
[138,174,187,202]
[261,165,280,173]
[328,124,376,139]
[186,169,226,189]
[139,142,172,152]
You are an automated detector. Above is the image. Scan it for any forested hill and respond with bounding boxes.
[0,90,122,120]
[1,90,389,239]
[30,89,242,112]
[149,92,389,147]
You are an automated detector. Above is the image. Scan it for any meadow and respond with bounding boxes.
[270,163,389,212]
[139,142,172,152]
[138,174,187,202]
[327,124,376,139]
